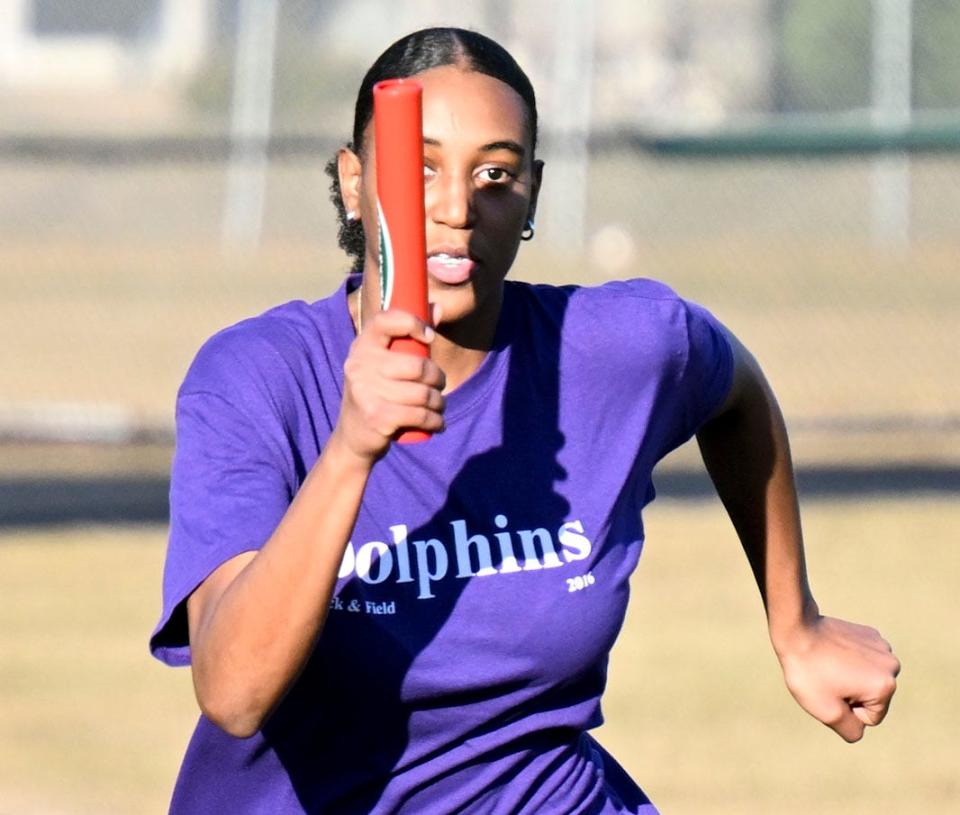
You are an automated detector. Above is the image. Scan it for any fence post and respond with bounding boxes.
[543,0,596,253]
[221,0,279,253]
[871,0,913,252]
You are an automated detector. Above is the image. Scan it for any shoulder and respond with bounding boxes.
[511,278,732,412]
[179,302,304,400]
[511,277,702,355]
[179,291,349,404]
[511,276,688,318]
[568,277,690,317]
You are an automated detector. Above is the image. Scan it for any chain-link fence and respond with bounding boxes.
[2,0,958,465]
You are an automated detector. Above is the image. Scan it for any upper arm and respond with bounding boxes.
[704,326,767,424]
[187,550,259,656]
[150,385,293,666]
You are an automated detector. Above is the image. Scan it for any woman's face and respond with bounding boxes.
[340,65,542,334]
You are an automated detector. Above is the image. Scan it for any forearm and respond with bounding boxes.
[695,341,817,649]
[189,430,372,736]
[695,333,899,741]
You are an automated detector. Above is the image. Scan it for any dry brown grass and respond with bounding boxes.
[0,496,956,814]
[0,525,195,815]
[601,495,960,814]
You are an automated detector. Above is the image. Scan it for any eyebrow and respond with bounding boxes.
[423,138,526,160]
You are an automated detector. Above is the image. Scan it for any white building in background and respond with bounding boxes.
[0,0,773,121]
[0,0,211,88]
[588,0,773,127]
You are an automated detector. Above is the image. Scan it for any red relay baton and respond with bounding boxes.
[373,78,431,444]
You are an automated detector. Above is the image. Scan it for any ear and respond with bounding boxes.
[337,147,363,218]
[527,159,544,223]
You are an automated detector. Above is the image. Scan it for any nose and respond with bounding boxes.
[427,172,474,230]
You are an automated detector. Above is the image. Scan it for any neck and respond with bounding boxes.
[432,285,503,392]
[430,331,490,393]
[351,274,503,395]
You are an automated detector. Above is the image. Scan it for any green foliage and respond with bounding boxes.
[781,0,872,112]
[271,40,358,126]
[183,50,234,120]
[914,0,960,108]
[183,38,360,130]
[780,0,960,112]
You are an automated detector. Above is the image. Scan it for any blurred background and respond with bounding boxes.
[1,1,957,813]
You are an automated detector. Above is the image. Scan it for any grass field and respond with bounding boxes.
[1,496,956,814]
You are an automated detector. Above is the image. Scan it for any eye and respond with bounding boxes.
[477,167,515,185]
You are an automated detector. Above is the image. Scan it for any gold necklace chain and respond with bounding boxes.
[355,285,363,335]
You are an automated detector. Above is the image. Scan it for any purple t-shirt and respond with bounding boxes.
[151,276,733,814]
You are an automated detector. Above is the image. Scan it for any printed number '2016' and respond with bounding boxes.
[566,572,595,593]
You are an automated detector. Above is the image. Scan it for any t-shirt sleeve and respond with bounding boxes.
[150,340,294,667]
[655,297,735,461]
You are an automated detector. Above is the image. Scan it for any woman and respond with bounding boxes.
[151,27,899,814]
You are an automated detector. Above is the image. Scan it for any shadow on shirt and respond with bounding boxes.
[261,284,611,812]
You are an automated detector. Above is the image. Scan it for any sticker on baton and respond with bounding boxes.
[373,78,431,444]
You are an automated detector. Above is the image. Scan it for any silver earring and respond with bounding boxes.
[521,218,535,241]
[346,210,358,222]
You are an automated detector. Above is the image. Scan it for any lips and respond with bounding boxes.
[426,248,477,286]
